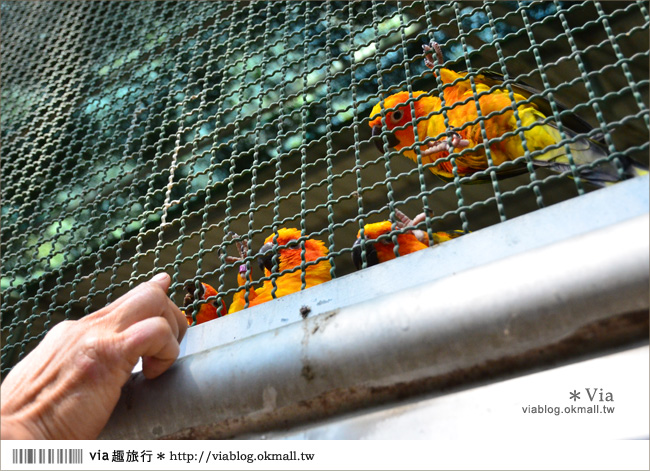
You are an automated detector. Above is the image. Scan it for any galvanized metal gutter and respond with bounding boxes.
[100,177,649,440]
[250,345,649,440]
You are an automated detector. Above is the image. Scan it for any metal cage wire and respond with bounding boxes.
[1,1,649,375]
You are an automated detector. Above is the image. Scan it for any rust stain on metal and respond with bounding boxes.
[301,364,315,382]
[299,308,341,385]
[160,310,648,440]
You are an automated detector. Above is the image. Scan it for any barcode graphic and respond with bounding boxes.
[12,449,83,465]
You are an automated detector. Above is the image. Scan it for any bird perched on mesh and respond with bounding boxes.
[183,281,227,326]
[252,228,332,305]
[369,40,647,186]
[352,208,464,269]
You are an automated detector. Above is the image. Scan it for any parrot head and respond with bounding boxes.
[369,91,429,152]
[183,281,227,325]
[256,228,328,273]
[351,221,387,269]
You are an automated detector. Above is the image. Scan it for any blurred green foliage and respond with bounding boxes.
[1,1,550,290]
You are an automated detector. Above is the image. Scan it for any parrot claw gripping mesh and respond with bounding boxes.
[393,208,429,245]
[421,128,470,156]
[352,208,465,270]
[422,39,444,70]
[224,232,259,314]
[369,40,648,186]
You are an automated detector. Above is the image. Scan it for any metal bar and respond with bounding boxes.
[250,345,649,440]
[100,190,649,439]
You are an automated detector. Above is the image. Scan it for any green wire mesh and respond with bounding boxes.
[2,1,648,375]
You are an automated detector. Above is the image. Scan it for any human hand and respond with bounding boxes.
[0,273,187,439]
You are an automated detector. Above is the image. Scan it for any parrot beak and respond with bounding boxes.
[257,242,275,272]
[184,282,202,304]
[372,124,399,152]
[352,237,379,270]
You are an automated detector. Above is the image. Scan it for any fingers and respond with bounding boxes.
[127,283,185,340]
[90,272,170,319]
[106,275,186,342]
[70,273,187,379]
[121,317,181,379]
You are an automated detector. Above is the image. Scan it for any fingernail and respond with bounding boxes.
[151,272,169,283]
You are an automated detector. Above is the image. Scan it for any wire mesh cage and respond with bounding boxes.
[1,0,648,377]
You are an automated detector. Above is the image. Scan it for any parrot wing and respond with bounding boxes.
[446,69,623,185]
[475,70,603,141]
[530,122,648,186]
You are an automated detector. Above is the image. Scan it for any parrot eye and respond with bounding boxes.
[390,110,404,125]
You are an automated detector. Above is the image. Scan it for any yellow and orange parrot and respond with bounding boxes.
[352,208,464,269]
[369,41,647,186]
[183,281,228,326]
[250,228,332,306]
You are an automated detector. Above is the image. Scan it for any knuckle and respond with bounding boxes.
[73,336,103,376]
[48,319,73,334]
[151,316,173,335]
[75,334,124,376]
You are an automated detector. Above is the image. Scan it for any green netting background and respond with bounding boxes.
[2,0,648,375]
